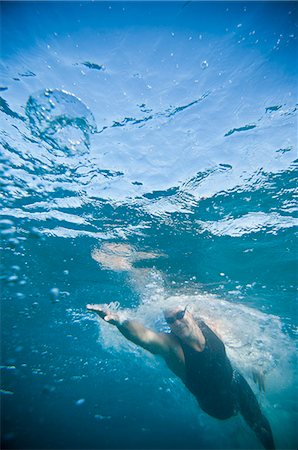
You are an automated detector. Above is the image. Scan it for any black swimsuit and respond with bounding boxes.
[175,320,276,448]
[176,319,237,420]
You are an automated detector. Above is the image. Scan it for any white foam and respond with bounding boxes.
[96,289,295,389]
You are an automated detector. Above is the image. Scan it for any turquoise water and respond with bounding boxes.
[1,2,297,449]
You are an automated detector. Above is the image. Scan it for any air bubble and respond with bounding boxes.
[8,275,18,283]
[94,414,111,420]
[200,60,208,70]
[8,238,20,247]
[49,287,60,302]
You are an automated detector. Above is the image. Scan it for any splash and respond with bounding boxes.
[25,88,97,156]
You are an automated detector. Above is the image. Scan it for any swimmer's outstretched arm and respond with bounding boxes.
[86,304,172,356]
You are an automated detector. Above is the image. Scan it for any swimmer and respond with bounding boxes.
[87,303,275,450]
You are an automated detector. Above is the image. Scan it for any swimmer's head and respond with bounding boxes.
[164,305,196,338]
[164,305,187,324]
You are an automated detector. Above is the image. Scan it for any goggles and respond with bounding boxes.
[165,306,187,325]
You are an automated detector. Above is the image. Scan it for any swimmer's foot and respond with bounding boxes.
[252,369,266,393]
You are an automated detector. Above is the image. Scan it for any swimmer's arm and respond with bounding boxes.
[86,304,170,356]
[116,320,171,355]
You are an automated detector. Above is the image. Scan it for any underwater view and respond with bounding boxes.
[1,1,297,449]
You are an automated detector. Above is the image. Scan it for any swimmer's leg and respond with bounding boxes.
[235,371,275,450]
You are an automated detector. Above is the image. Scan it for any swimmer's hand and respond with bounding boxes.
[86,304,120,326]
[252,369,266,393]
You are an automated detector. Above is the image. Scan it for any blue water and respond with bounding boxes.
[1,2,297,449]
